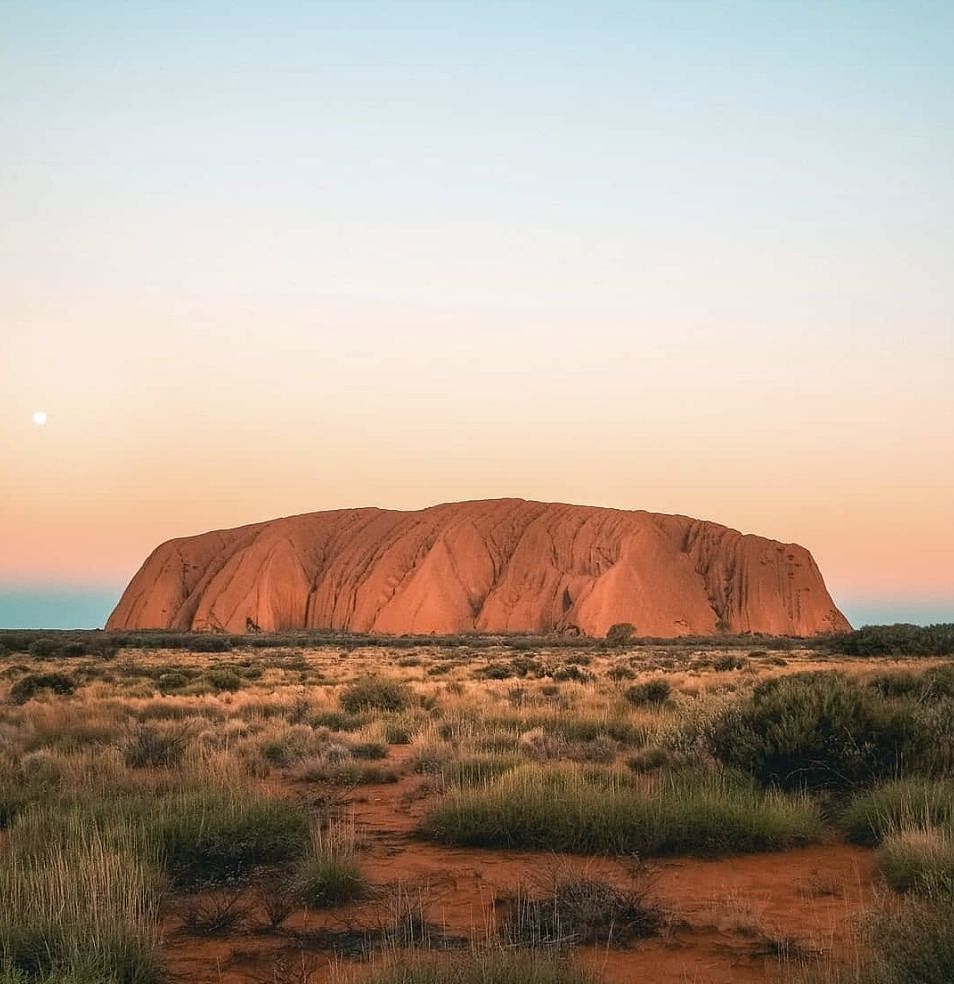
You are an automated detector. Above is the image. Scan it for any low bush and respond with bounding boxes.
[443,755,522,788]
[27,639,60,660]
[310,710,369,732]
[827,623,954,658]
[295,851,367,908]
[155,672,190,695]
[340,678,411,714]
[9,674,76,705]
[204,668,243,692]
[498,874,663,947]
[605,623,636,647]
[705,671,920,790]
[150,787,310,886]
[123,724,188,769]
[858,898,954,984]
[294,824,367,908]
[877,825,954,899]
[298,758,398,785]
[258,725,321,766]
[841,779,954,845]
[625,679,671,706]
[0,822,163,984]
[420,764,820,856]
[712,654,747,672]
[868,664,954,702]
[361,951,597,984]
[350,741,389,761]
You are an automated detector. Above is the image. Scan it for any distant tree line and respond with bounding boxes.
[823,623,954,657]
[0,622,951,659]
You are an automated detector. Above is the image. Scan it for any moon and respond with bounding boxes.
[32,410,48,426]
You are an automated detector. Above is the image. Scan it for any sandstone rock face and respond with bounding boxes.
[107,499,850,637]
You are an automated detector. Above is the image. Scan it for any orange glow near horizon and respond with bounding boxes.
[2,2,952,624]
[2,314,952,617]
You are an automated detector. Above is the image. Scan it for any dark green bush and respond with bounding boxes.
[123,724,188,769]
[310,710,369,732]
[605,623,636,647]
[9,674,76,706]
[155,672,190,695]
[705,671,917,791]
[863,898,954,983]
[841,779,954,846]
[295,854,367,908]
[152,791,310,887]
[480,662,517,680]
[339,677,410,714]
[712,654,747,672]
[421,764,820,856]
[868,664,954,702]
[552,665,593,683]
[499,876,663,946]
[204,668,242,692]
[27,639,59,660]
[827,623,954,658]
[361,951,597,984]
[625,679,671,706]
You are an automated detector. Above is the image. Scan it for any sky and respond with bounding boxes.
[1,1,952,629]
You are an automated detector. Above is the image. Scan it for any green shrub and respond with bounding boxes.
[340,678,411,714]
[293,824,366,908]
[877,825,954,899]
[713,654,747,672]
[605,623,636,647]
[498,875,662,946]
[259,727,318,766]
[868,665,954,702]
[827,623,954,658]
[150,788,310,886]
[203,668,242,692]
[480,662,517,680]
[863,898,954,983]
[310,710,369,732]
[295,852,367,908]
[350,741,388,761]
[443,755,522,788]
[420,764,820,856]
[383,719,413,744]
[123,724,188,769]
[361,951,597,984]
[706,671,918,790]
[552,665,593,683]
[9,674,76,705]
[0,822,163,984]
[841,779,954,846]
[155,672,189,695]
[625,679,671,706]
[27,639,60,660]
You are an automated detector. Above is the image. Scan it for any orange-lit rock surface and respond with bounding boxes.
[107,499,850,636]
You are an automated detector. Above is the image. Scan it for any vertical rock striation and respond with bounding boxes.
[107,499,850,637]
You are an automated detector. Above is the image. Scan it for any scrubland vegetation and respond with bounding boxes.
[0,624,951,983]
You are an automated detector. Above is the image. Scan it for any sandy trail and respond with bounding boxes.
[166,753,874,983]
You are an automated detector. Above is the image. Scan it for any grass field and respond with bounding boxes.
[0,626,951,984]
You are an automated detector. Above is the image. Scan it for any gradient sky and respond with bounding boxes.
[2,1,952,629]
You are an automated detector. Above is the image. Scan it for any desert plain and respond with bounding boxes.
[2,625,953,984]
